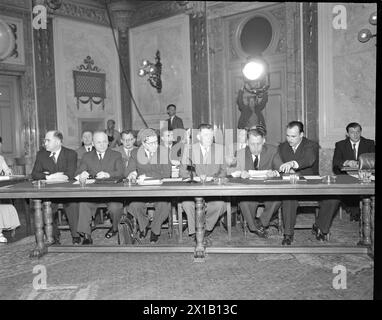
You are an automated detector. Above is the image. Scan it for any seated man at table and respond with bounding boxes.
[229,127,282,238]
[332,122,375,221]
[76,131,124,245]
[31,130,80,244]
[179,124,227,243]
[159,128,184,177]
[125,128,172,244]
[278,121,340,245]
[113,130,137,168]
[75,130,94,161]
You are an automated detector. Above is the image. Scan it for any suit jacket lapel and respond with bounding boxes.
[56,148,64,170]
[358,137,367,156]
[245,147,253,170]
[259,145,269,170]
[346,139,356,160]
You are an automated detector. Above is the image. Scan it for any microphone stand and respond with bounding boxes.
[186,158,197,183]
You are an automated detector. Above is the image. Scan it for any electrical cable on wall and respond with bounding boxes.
[104,1,149,128]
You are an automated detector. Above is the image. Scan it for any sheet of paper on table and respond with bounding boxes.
[0,176,10,181]
[248,170,269,178]
[192,176,214,182]
[44,178,69,184]
[73,179,96,185]
[303,175,323,180]
[137,179,163,185]
[161,177,183,182]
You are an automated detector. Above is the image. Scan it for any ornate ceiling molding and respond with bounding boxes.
[50,0,110,26]
[130,1,188,27]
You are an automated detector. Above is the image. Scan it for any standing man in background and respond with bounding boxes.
[76,130,94,161]
[166,104,184,130]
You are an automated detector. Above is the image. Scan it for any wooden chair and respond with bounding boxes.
[177,199,232,242]
[128,202,175,239]
[57,204,110,231]
[277,201,344,238]
[237,203,283,237]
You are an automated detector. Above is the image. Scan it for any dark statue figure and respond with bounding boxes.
[237,66,270,130]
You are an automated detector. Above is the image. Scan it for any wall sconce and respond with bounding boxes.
[358,12,377,43]
[138,50,162,93]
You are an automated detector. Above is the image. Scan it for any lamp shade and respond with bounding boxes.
[358,28,372,43]
[0,19,16,61]
[369,12,377,25]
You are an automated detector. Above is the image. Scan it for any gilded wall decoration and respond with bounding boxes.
[270,6,286,54]
[0,15,25,65]
[53,1,109,26]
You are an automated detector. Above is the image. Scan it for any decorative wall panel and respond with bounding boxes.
[209,2,295,146]
[0,15,25,65]
[0,6,37,174]
[33,17,57,140]
[129,14,192,130]
[318,3,376,149]
[53,17,122,149]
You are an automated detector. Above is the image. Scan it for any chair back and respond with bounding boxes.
[358,153,375,170]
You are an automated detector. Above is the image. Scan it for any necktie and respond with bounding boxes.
[87,147,91,152]
[253,155,259,170]
[353,143,357,160]
[98,153,103,161]
[202,148,208,164]
[50,152,57,164]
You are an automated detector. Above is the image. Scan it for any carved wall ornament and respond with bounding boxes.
[0,15,24,64]
[73,56,106,111]
[53,1,109,26]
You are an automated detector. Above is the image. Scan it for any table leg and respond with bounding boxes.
[24,199,32,236]
[226,201,232,241]
[178,202,183,243]
[43,201,55,245]
[370,196,375,256]
[168,203,174,238]
[29,200,47,258]
[358,199,363,241]
[194,197,205,262]
[358,197,371,246]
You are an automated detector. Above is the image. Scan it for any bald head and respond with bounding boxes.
[44,130,63,152]
[93,131,108,153]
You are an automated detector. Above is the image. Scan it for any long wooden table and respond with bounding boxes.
[0,175,375,261]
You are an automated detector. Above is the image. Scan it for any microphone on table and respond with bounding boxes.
[186,158,197,184]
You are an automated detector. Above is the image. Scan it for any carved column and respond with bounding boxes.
[302,2,318,141]
[109,1,136,130]
[33,0,58,147]
[189,3,210,127]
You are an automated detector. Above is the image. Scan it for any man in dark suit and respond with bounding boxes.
[75,130,94,161]
[179,124,227,243]
[228,127,283,237]
[166,104,184,130]
[76,131,124,244]
[31,130,80,244]
[332,122,375,221]
[278,121,340,245]
[333,122,375,174]
[113,130,137,168]
[125,128,172,244]
[159,128,183,176]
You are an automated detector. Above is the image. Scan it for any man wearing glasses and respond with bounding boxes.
[125,128,172,244]
[114,130,137,168]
